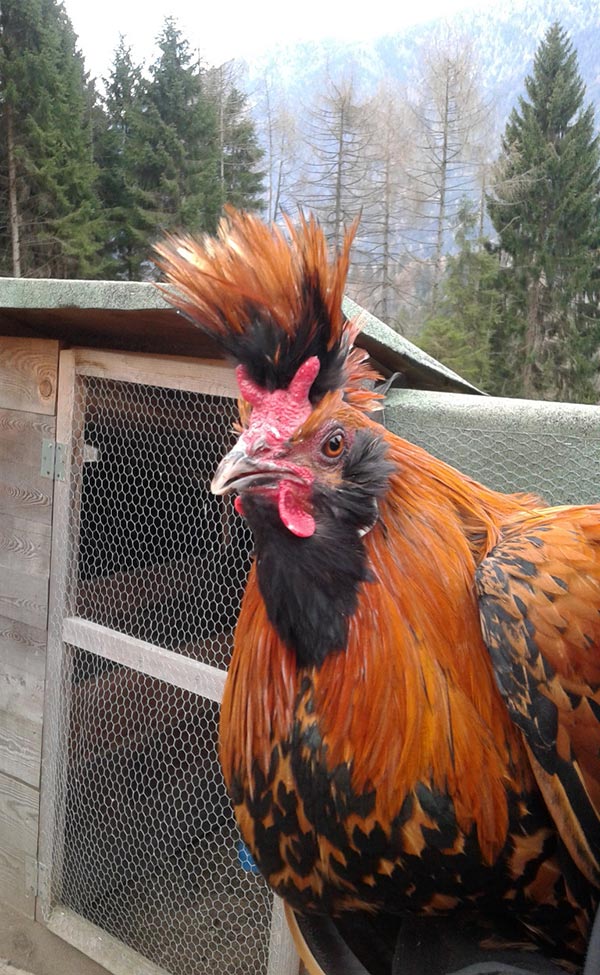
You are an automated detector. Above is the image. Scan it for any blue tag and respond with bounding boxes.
[237,840,260,874]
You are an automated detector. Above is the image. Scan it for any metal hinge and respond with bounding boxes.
[41,439,67,481]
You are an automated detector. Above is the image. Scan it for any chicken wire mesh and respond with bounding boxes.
[74,376,252,666]
[53,646,272,974]
[386,389,600,506]
[44,374,288,975]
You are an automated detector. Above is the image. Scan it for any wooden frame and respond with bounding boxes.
[71,348,239,398]
[62,617,227,704]
[0,337,59,918]
[46,907,173,975]
[38,347,299,975]
[38,349,79,920]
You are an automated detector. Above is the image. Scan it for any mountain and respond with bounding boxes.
[239,0,600,131]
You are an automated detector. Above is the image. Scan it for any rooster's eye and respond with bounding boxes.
[322,431,345,459]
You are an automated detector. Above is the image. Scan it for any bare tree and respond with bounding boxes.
[406,31,491,312]
[298,70,374,252]
[354,80,418,326]
[255,69,300,222]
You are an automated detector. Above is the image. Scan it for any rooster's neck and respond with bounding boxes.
[240,491,373,667]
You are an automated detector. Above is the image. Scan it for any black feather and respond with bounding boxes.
[217,275,350,401]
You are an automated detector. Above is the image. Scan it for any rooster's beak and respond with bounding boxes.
[210,446,279,496]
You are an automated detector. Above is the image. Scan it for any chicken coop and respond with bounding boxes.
[0,277,599,975]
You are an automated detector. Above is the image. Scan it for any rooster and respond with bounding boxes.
[156,210,600,973]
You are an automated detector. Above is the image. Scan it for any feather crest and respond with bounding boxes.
[155,207,382,410]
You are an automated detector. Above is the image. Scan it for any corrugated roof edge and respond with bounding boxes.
[0,278,482,395]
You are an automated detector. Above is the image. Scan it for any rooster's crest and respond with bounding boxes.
[155,207,382,413]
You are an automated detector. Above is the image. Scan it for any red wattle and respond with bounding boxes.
[277,480,316,538]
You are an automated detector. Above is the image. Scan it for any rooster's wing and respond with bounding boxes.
[475,506,600,887]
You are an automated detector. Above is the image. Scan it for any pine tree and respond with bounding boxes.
[0,0,105,277]
[418,200,501,390]
[95,21,265,280]
[96,38,155,279]
[207,64,265,213]
[139,17,222,238]
[488,23,600,402]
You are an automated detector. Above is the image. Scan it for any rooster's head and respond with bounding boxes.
[156,208,393,538]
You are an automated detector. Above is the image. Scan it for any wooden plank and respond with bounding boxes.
[62,617,227,704]
[0,771,38,857]
[0,564,48,629]
[0,460,53,525]
[0,515,51,578]
[39,350,77,923]
[0,841,35,917]
[53,348,82,618]
[0,615,46,724]
[0,408,55,468]
[73,348,238,398]
[0,337,59,414]
[44,907,170,975]
[0,709,42,787]
[0,613,46,658]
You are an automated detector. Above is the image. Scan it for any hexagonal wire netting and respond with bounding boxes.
[45,375,287,975]
[75,376,251,664]
[385,390,600,507]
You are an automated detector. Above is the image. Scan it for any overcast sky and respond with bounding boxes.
[62,0,488,80]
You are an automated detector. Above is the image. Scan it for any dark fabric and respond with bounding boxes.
[391,917,567,975]
[295,912,571,975]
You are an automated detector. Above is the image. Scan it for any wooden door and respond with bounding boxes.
[39,349,298,975]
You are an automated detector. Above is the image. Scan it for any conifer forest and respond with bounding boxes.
[1,0,599,402]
